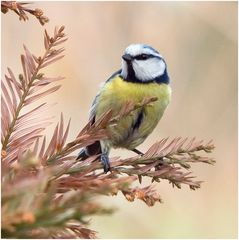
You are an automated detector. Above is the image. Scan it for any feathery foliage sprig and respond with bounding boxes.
[1,4,215,238]
[1,26,67,164]
[1,1,49,25]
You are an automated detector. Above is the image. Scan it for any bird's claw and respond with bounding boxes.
[100,153,111,173]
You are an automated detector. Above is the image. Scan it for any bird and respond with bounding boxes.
[77,44,172,173]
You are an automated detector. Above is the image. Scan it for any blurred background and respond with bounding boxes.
[1,1,237,238]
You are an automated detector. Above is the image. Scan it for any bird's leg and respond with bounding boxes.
[100,153,111,173]
[132,148,144,156]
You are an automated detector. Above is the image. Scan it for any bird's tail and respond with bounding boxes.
[76,148,89,160]
[76,141,102,160]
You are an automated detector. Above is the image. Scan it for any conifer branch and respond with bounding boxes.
[1,26,67,164]
[1,1,49,25]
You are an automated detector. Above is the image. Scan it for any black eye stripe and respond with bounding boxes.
[134,54,154,60]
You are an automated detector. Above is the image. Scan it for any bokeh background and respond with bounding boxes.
[1,1,237,238]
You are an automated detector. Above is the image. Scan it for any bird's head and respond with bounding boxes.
[121,44,168,83]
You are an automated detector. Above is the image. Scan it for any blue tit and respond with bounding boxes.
[77,44,171,172]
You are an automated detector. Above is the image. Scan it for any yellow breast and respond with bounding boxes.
[96,76,171,149]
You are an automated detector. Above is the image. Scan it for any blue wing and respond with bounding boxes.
[77,69,121,160]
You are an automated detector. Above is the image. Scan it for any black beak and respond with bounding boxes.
[122,54,133,62]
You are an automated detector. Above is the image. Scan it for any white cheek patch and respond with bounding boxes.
[133,59,165,81]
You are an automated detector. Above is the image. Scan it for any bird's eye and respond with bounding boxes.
[135,54,150,60]
[141,54,148,59]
